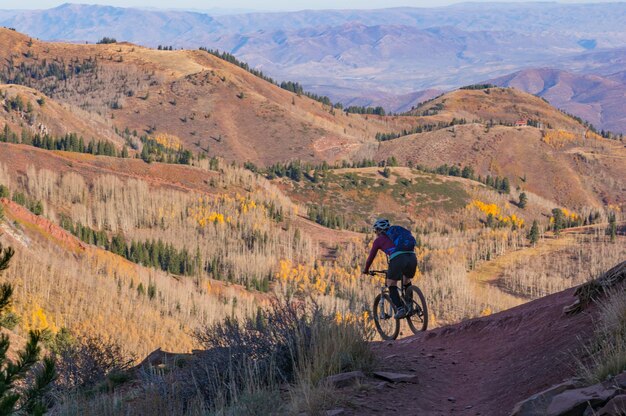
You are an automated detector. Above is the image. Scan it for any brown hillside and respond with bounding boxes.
[407,87,584,132]
[377,123,626,209]
[0,84,123,146]
[0,28,419,165]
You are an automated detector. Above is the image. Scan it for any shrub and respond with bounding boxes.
[53,334,135,392]
[188,299,375,413]
[96,37,117,44]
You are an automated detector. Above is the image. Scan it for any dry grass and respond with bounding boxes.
[578,279,626,384]
[52,301,375,415]
[498,234,626,299]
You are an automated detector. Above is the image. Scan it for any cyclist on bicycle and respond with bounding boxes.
[363,218,418,319]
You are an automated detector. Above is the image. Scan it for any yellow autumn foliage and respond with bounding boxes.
[25,303,58,333]
[470,200,500,217]
[151,133,183,150]
[468,200,524,228]
[585,130,603,141]
[542,130,578,148]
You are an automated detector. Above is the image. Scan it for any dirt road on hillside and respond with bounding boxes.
[344,287,595,416]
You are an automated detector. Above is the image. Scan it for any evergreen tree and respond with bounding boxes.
[528,220,540,245]
[500,177,510,194]
[0,244,56,415]
[551,208,565,235]
[518,192,528,209]
[607,212,617,243]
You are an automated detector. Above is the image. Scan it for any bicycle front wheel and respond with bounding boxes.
[406,286,429,334]
[373,293,400,340]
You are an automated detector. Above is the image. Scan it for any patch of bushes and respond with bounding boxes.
[54,300,375,414]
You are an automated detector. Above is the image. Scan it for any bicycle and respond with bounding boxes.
[368,270,428,340]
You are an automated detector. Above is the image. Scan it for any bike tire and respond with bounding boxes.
[406,286,429,334]
[373,293,400,340]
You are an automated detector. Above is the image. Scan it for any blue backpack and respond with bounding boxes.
[384,225,416,255]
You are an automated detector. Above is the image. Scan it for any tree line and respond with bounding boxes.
[0,56,97,89]
[0,184,44,216]
[59,216,199,276]
[375,118,468,141]
[1,123,196,165]
[1,124,127,158]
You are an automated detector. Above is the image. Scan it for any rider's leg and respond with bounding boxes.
[386,279,402,308]
[387,260,407,318]
[402,254,418,303]
[403,277,413,303]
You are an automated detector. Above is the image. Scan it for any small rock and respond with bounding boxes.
[323,371,365,388]
[546,384,618,416]
[373,371,419,383]
[448,397,457,402]
[325,409,345,416]
[373,381,388,390]
[465,405,473,409]
[511,379,579,416]
[596,394,626,415]
[427,354,435,358]
[613,372,626,390]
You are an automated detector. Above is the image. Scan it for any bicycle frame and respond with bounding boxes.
[371,270,409,319]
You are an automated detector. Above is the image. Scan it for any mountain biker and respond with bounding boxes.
[363,218,418,319]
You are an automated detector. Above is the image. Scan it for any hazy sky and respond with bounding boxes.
[1,0,622,12]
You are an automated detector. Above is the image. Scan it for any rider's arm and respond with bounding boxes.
[363,237,381,273]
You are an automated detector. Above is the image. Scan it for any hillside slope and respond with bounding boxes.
[0,28,417,165]
[491,68,626,134]
[345,285,596,415]
[379,88,626,209]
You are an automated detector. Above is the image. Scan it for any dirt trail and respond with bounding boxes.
[345,287,596,415]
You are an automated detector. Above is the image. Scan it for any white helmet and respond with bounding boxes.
[373,218,390,232]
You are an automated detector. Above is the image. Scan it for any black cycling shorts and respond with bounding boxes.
[387,252,417,281]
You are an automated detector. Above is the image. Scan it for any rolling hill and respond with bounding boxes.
[0,28,419,165]
[377,87,626,209]
[1,29,623,212]
[491,68,626,134]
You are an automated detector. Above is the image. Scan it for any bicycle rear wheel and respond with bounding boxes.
[406,286,428,334]
[373,293,400,340]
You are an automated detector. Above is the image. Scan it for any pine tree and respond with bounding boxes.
[528,220,539,246]
[0,244,56,415]
[607,212,617,243]
[501,177,510,194]
[518,192,528,209]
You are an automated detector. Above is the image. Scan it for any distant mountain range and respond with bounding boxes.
[1,3,626,132]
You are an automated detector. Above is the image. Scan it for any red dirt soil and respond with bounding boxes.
[347,287,596,415]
